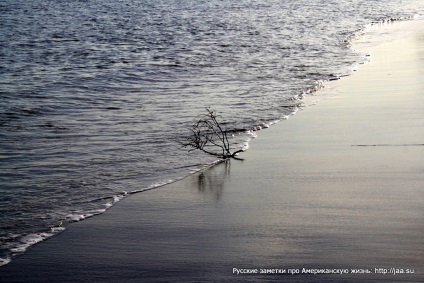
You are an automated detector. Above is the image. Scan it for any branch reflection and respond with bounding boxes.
[196,160,231,202]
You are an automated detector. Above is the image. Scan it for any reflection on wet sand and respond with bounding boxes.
[195,160,232,202]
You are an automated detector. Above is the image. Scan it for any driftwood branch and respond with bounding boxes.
[181,108,245,159]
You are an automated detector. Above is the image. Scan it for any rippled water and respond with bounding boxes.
[1,0,423,265]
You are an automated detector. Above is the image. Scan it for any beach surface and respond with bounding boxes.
[1,20,423,282]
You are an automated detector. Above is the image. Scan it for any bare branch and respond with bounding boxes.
[181,108,245,159]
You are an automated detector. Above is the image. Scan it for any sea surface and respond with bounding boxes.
[0,0,423,266]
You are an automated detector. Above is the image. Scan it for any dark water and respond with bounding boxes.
[0,0,423,266]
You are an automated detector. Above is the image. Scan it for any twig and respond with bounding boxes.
[181,108,245,159]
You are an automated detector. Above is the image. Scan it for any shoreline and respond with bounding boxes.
[1,19,424,282]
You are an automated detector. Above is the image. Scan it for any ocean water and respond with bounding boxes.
[0,0,423,266]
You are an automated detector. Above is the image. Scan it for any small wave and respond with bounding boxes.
[3,226,66,266]
[65,213,88,222]
[51,227,66,233]
[64,200,125,223]
[64,208,115,223]
[129,179,178,194]
[0,257,11,267]
[10,234,50,253]
[103,194,126,209]
[413,14,423,20]
[245,129,258,138]
[129,160,231,195]
[303,80,326,95]
[1,177,198,266]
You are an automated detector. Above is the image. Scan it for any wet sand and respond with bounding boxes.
[1,20,423,282]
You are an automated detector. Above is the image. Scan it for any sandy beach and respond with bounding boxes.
[1,20,423,282]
